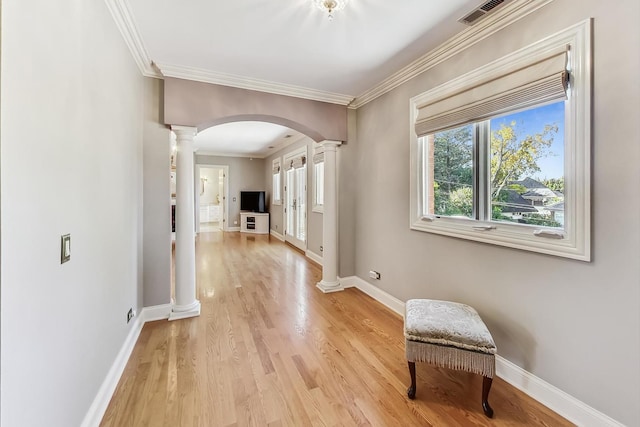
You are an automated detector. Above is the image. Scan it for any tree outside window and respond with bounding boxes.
[428,102,564,228]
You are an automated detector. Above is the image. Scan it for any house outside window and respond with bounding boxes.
[272,158,282,205]
[313,146,324,213]
[409,21,591,261]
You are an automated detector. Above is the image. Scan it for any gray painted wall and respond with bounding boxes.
[269,182,284,236]
[143,78,172,307]
[1,0,145,425]
[307,211,323,257]
[353,1,640,425]
[337,109,358,277]
[196,155,266,228]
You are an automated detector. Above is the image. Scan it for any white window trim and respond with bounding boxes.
[313,161,324,213]
[272,157,282,205]
[409,20,591,261]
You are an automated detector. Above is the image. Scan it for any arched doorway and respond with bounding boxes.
[162,79,348,320]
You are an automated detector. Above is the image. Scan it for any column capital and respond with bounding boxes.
[171,125,198,139]
[320,140,342,150]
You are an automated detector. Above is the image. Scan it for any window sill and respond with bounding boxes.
[312,205,324,214]
[410,217,589,261]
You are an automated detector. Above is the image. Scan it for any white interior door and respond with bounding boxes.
[285,165,307,251]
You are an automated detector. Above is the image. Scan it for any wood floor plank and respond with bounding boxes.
[101,231,574,426]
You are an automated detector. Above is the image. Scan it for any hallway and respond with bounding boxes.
[101,232,570,426]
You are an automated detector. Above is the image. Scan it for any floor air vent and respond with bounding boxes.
[459,0,510,25]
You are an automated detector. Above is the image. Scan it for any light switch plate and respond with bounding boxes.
[61,234,71,264]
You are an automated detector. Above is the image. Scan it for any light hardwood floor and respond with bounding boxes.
[101,231,573,426]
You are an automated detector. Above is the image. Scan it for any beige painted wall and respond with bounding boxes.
[1,0,145,425]
[196,155,266,227]
[164,78,348,142]
[353,0,640,424]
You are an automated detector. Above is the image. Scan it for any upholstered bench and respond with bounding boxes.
[404,299,497,417]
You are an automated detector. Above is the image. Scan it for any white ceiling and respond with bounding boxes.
[128,0,483,155]
[192,121,305,158]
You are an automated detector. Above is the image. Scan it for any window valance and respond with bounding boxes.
[284,155,306,171]
[415,47,568,137]
[312,146,325,164]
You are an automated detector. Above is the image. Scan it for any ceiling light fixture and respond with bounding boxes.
[314,0,348,20]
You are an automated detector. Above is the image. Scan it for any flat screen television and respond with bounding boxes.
[240,191,266,213]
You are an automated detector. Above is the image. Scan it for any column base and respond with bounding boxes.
[168,300,201,321]
[316,280,344,294]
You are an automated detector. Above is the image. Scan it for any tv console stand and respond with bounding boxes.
[240,212,269,234]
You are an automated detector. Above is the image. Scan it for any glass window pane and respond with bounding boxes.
[428,125,474,218]
[315,162,324,206]
[286,170,294,236]
[273,173,280,201]
[490,101,564,228]
[296,167,306,240]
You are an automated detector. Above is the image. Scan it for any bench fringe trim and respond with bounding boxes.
[406,339,495,378]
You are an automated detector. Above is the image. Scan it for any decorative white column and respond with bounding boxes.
[317,140,343,293]
[169,125,201,320]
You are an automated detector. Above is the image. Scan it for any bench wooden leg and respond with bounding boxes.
[482,376,494,418]
[407,361,416,399]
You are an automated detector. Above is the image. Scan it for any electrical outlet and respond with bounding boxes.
[127,308,134,323]
[234,220,238,225]
[369,270,381,280]
[320,245,323,252]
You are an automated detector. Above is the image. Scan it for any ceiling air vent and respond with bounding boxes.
[459,0,511,25]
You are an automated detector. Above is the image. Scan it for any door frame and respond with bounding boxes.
[195,164,229,232]
[282,146,308,251]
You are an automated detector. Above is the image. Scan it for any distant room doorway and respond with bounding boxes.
[196,165,228,233]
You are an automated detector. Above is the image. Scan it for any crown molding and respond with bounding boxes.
[104,0,162,78]
[156,62,355,106]
[106,0,552,108]
[349,0,554,109]
[195,151,260,159]
[195,150,277,160]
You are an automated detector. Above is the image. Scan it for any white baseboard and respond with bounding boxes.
[341,275,624,427]
[496,356,624,427]
[141,303,172,322]
[270,229,284,241]
[168,301,201,321]
[305,250,323,266]
[227,226,240,232]
[340,275,405,317]
[80,315,144,427]
[338,276,354,288]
